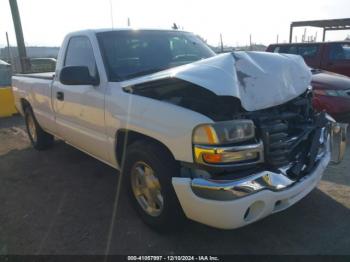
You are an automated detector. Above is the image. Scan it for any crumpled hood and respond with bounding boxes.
[121,52,312,111]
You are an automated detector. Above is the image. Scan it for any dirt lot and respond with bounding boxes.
[0,115,349,255]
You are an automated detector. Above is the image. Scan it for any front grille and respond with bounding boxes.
[244,91,328,179]
[259,114,314,169]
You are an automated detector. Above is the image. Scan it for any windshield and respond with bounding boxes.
[96,30,216,81]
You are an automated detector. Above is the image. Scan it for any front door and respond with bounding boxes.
[52,36,109,162]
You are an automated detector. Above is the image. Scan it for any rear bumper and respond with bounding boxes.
[172,150,330,230]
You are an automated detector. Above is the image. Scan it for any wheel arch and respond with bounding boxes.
[20,98,32,114]
[115,129,177,167]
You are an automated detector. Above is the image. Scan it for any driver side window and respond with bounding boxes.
[64,36,97,76]
[329,43,350,61]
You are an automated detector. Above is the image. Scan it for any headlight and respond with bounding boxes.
[192,120,255,145]
[314,89,349,97]
[192,120,261,165]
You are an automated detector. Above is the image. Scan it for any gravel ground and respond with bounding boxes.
[0,115,349,255]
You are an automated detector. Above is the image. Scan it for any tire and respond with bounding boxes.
[123,140,186,232]
[24,107,54,150]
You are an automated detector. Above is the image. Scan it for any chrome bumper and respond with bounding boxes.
[172,151,331,229]
[191,170,296,201]
[191,120,347,201]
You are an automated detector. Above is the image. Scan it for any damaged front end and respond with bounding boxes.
[122,51,347,203]
[172,92,347,229]
[188,92,348,201]
[122,51,347,229]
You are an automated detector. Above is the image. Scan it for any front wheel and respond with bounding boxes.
[123,140,186,232]
[24,107,54,150]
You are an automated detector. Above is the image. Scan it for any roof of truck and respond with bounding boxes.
[268,41,350,46]
[70,28,190,35]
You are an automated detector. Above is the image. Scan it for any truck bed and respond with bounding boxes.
[12,72,55,117]
[15,72,54,80]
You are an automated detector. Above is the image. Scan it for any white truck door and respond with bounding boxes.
[52,36,109,162]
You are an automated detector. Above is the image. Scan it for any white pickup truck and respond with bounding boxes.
[12,29,347,232]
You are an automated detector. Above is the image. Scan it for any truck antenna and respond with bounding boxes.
[109,0,114,29]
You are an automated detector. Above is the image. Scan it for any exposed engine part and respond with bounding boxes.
[239,91,328,179]
[123,78,244,121]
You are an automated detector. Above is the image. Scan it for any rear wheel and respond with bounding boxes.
[123,140,186,232]
[24,107,54,150]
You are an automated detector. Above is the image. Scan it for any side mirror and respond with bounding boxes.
[60,66,99,86]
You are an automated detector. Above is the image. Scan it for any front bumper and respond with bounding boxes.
[172,148,331,230]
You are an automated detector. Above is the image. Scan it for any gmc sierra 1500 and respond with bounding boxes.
[12,29,348,232]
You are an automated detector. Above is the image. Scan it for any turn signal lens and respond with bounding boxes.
[202,153,223,163]
[192,124,219,145]
[202,151,258,164]
[195,145,260,164]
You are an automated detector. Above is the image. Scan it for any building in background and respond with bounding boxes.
[0,46,59,73]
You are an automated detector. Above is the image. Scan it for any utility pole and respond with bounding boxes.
[302,28,307,42]
[220,33,224,53]
[322,28,326,42]
[276,34,279,44]
[5,32,17,73]
[127,17,131,27]
[6,32,12,63]
[9,0,30,73]
[249,34,252,50]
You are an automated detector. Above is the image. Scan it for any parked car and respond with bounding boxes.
[311,69,350,121]
[30,58,56,73]
[0,59,12,87]
[266,41,350,77]
[12,29,347,232]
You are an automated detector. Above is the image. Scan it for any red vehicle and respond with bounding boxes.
[311,69,350,121]
[266,41,350,77]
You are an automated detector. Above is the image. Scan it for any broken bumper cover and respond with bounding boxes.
[172,149,331,230]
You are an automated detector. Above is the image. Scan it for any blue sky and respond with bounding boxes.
[0,0,349,47]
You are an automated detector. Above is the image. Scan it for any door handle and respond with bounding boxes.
[56,91,64,101]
